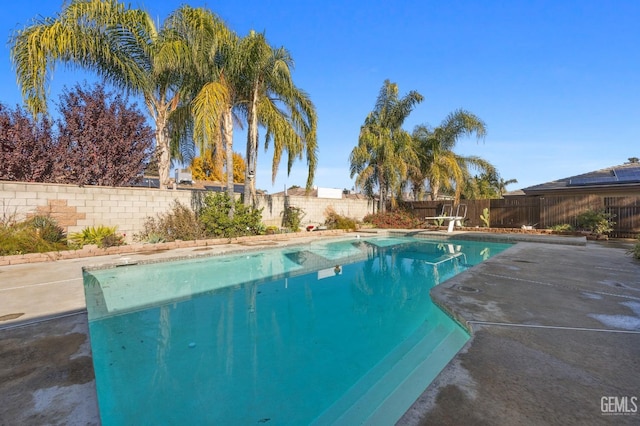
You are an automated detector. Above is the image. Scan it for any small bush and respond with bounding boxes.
[265,225,279,235]
[630,236,640,260]
[0,227,66,256]
[549,223,574,232]
[146,233,166,244]
[324,207,357,230]
[0,216,68,255]
[134,200,205,242]
[69,225,125,248]
[99,233,125,248]
[576,209,615,234]
[199,192,264,238]
[26,216,66,243]
[363,210,421,228]
[281,206,305,232]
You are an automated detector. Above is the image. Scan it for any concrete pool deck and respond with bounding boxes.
[1,231,639,424]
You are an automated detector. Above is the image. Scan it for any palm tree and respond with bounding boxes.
[164,18,317,208]
[461,172,517,199]
[10,0,192,189]
[497,177,518,197]
[350,80,423,212]
[462,172,499,199]
[238,31,317,206]
[411,109,494,201]
[163,6,240,205]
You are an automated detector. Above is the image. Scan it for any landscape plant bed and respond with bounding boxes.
[424,225,623,241]
[0,229,347,267]
[422,225,554,234]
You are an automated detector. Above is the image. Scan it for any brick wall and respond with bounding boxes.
[0,182,374,241]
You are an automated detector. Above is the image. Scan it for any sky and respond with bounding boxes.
[2,0,639,194]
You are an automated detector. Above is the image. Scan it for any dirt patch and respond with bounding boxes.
[0,333,94,389]
[0,313,24,322]
[134,249,170,255]
[0,315,96,423]
[238,241,279,246]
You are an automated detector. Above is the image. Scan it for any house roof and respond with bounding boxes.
[502,189,526,197]
[521,162,640,194]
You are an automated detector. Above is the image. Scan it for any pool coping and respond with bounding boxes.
[2,230,638,425]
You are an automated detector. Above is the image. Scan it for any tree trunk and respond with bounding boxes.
[244,84,259,206]
[222,107,235,219]
[155,114,170,190]
[379,172,386,213]
[430,182,440,201]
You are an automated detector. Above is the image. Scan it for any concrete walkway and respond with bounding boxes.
[400,239,640,425]
[1,232,639,425]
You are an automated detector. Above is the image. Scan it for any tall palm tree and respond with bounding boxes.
[411,109,494,201]
[350,80,423,212]
[10,0,192,189]
[164,6,240,205]
[163,18,317,208]
[238,31,317,206]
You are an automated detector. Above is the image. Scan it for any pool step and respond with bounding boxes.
[359,329,469,425]
[304,241,371,264]
[311,318,468,425]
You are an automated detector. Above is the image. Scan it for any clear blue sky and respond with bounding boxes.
[2,1,639,193]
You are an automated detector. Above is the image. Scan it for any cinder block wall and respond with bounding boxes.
[0,182,374,240]
[0,181,193,241]
[255,195,374,227]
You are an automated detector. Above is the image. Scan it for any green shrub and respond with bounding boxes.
[362,210,421,228]
[630,236,640,260]
[549,223,574,232]
[0,227,65,255]
[199,192,264,238]
[281,206,305,232]
[0,216,68,255]
[69,225,124,248]
[25,216,66,243]
[134,200,205,242]
[265,225,279,235]
[576,209,615,234]
[146,233,166,244]
[324,207,357,230]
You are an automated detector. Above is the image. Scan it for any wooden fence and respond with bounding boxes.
[402,200,489,228]
[538,195,602,229]
[402,195,640,238]
[490,198,540,228]
[604,197,640,238]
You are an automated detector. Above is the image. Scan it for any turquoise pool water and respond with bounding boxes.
[83,236,511,425]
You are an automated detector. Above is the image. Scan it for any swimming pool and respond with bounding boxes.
[83,236,511,425]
